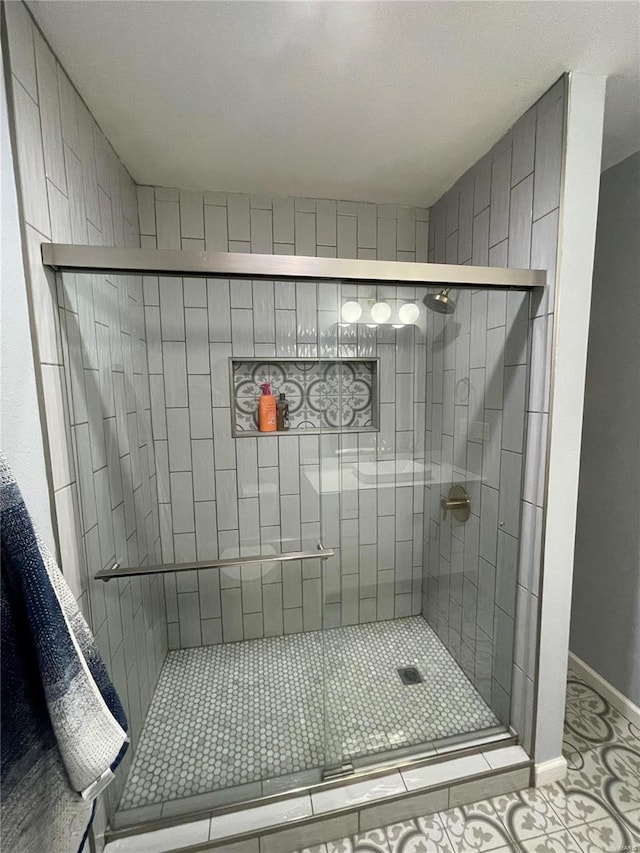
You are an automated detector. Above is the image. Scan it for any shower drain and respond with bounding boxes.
[397,666,423,685]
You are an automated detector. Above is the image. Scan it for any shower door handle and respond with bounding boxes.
[440,485,471,523]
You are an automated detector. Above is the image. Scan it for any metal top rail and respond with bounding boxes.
[41,243,546,289]
[95,546,335,581]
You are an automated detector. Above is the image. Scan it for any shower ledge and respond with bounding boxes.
[103,744,531,852]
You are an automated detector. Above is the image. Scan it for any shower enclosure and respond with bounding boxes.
[46,244,542,829]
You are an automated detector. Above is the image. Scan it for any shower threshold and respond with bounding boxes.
[116,616,503,825]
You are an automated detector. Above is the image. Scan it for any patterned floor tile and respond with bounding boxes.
[491,788,564,843]
[326,828,390,852]
[387,817,454,852]
[616,740,640,779]
[517,829,583,852]
[563,750,586,772]
[315,678,639,853]
[571,814,640,852]
[484,848,518,853]
[622,806,640,837]
[119,617,498,811]
[438,800,516,852]
[543,742,640,827]
[563,679,640,756]
[541,779,610,829]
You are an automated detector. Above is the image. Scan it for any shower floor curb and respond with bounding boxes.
[104,744,532,853]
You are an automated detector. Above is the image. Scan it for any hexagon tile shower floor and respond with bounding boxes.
[119,617,499,813]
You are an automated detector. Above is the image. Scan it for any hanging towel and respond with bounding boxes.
[1,452,129,852]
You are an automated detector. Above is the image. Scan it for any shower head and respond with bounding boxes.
[423,288,456,315]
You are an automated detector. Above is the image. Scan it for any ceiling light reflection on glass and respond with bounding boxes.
[340,300,362,323]
[339,298,420,327]
[398,302,420,324]
[370,302,392,324]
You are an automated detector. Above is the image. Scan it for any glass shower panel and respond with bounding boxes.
[64,265,532,829]
[357,282,438,768]
[317,279,345,777]
[318,280,441,775]
[420,284,527,747]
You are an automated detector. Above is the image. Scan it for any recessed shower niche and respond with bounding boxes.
[230,358,379,435]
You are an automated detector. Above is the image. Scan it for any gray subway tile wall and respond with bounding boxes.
[424,77,565,750]
[138,187,430,649]
[4,1,167,821]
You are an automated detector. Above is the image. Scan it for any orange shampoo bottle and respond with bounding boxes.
[258,382,277,432]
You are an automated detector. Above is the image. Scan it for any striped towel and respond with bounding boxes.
[1,453,129,852]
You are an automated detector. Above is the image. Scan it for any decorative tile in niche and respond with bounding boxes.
[231,359,378,435]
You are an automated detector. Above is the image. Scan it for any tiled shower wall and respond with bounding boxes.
[423,78,564,747]
[3,1,167,817]
[137,188,430,648]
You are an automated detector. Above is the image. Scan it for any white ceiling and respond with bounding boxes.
[29,1,640,206]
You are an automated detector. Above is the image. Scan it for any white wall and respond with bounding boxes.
[534,72,606,770]
[1,50,54,548]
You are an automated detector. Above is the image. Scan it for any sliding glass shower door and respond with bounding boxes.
[317,280,437,776]
[59,259,533,824]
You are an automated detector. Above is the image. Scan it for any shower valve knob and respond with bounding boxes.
[440,485,471,523]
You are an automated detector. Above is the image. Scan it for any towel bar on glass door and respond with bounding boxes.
[95,547,335,581]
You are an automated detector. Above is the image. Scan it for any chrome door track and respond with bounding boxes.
[322,763,354,781]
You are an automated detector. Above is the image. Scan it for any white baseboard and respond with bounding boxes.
[534,756,567,787]
[568,652,640,729]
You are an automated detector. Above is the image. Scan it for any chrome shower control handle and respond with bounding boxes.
[440,496,450,519]
[440,485,471,523]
